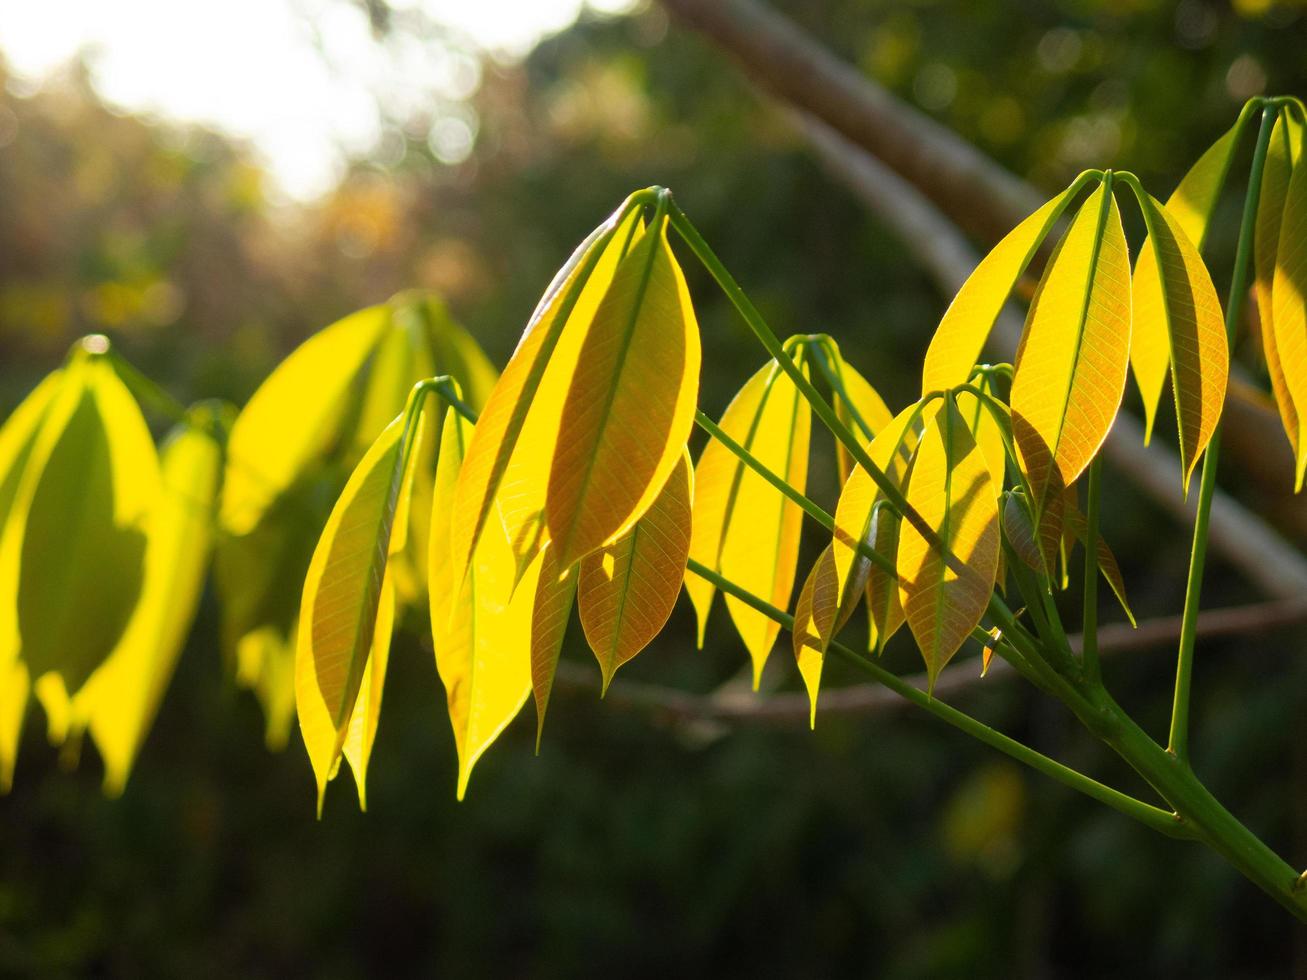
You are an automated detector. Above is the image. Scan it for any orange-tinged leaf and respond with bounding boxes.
[529,545,577,750]
[1130,190,1228,489]
[429,408,534,800]
[221,305,390,536]
[704,359,810,687]
[896,401,1001,688]
[1011,182,1130,529]
[921,187,1079,394]
[546,215,702,569]
[1272,120,1307,490]
[579,451,692,691]
[1130,122,1240,440]
[296,408,421,813]
[1256,110,1301,464]
[449,199,639,588]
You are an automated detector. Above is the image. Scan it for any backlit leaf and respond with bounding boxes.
[529,545,577,750]
[430,408,534,799]
[221,305,390,536]
[1011,181,1130,541]
[955,374,1008,493]
[896,400,1001,688]
[1130,121,1240,441]
[450,198,639,588]
[686,354,810,686]
[823,341,894,483]
[793,544,839,728]
[340,574,395,811]
[921,186,1079,394]
[296,408,422,813]
[1272,120,1307,490]
[579,451,692,691]
[1130,190,1228,489]
[8,352,156,691]
[1063,504,1137,627]
[546,213,701,569]
[1256,110,1301,465]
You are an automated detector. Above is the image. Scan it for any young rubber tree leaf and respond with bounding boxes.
[340,574,395,812]
[1129,189,1228,489]
[450,198,640,589]
[863,501,906,653]
[1063,505,1137,627]
[955,375,1008,493]
[792,541,865,727]
[1130,121,1241,441]
[0,660,28,793]
[822,340,894,483]
[921,185,1080,394]
[686,353,810,687]
[896,400,1001,689]
[546,213,701,570]
[1256,110,1302,467]
[529,545,578,751]
[296,407,422,813]
[74,411,224,796]
[1011,181,1130,545]
[7,352,156,692]
[579,451,692,692]
[1272,120,1307,490]
[221,305,390,536]
[429,407,535,800]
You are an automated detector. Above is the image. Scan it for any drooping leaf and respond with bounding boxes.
[1272,120,1307,490]
[75,411,223,795]
[822,340,894,483]
[921,185,1081,394]
[579,451,692,691]
[529,545,578,751]
[896,400,1001,689]
[340,574,395,811]
[296,407,422,813]
[793,544,840,728]
[450,198,640,588]
[1011,181,1131,545]
[429,407,534,800]
[546,214,702,569]
[1256,110,1301,466]
[221,305,390,536]
[1063,504,1137,627]
[863,501,905,653]
[0,660,28,793]
[6,353,156,691]
[1129,190,1228,489]
[955,374,1008,493]
[685,354,810,686]
[1130,122,1241,441]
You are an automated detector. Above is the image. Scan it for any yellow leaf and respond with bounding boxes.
[450,198,641,590]
[1130,190,1228,489]
[579,451,692,691]
[1063,504,1136,627]
[823,340,894,483]
[5,352,157,691]
[686,354,810,687]
[1011,181,1130,538]
[430,407,534,799]
[921,187,1079,394]
[296,407,422,813]
[1272,120,1307,490]
[830,401,927,633]
[896,400,1001,688]
[546,214,701,569]
[1130,122,1240,441]
[1256,110,1301,465]
[237,625,297,750]
[0,660,28,793]
[221,305,390,536]
[340,574,396,811]
[529,545,577,750]
[76,412,223,795]
[955,374,1007,493]
[791,542,863,727]
[863,501,906,653]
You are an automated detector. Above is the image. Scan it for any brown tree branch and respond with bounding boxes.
[556,596,1307,728]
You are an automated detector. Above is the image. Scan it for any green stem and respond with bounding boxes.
[1081,457,1103,684]
[1167,105,1277,766]
[685,557,1192,840]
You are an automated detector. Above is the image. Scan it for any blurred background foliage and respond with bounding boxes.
[2,0,1307,975]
